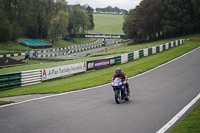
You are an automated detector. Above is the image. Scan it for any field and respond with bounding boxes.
[93,14,124,34]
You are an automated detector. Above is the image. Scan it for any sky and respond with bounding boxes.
[66,0,142,11]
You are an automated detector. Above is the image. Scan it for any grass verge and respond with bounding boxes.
[0,38,97,54]
[0,37,199,98]
[171,103,200,133]
[0,101,14,106]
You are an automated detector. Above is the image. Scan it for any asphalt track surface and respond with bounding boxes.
[0,48,200,133]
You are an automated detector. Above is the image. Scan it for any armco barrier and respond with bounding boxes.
[0,72,21,91]
[21,69,42,86]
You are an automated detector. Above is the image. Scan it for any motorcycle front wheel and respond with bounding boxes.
[125,92,130,101]
[115,91,120,104]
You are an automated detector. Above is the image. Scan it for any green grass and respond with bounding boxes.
[0,38,97,55]
[0,101,14,106]
[53,38,97,48]
[91,37,187,57]
[171,104,200,133]
[0,34,199,98]
[93,14,124,34]
[0,41,28,54]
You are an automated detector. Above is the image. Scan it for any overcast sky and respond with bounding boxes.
[66,0,142,10]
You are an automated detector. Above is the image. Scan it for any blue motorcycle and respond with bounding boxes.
[111,77,130,104]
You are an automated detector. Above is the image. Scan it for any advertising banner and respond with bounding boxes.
[94,59,110,69]
[42,62,86,81]
[71,34,126,39]
[87,61,95,71]
[109,58,115,65]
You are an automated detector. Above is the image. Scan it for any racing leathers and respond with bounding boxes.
[112,72,130,93]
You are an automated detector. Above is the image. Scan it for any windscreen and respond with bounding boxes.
[114,77,122,82]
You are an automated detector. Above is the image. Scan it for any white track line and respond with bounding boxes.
[0,47,199,109]
[156,93,200,133]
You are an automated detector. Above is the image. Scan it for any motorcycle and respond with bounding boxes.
[111,77,130,104]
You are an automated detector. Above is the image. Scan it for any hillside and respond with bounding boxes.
[93,14,124,34]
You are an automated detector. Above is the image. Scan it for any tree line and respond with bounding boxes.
[0,0,94,43]
[123,0,200,43]
[95,6,128,15]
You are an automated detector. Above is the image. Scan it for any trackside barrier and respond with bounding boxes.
[41,62,86,81]
[21,69,42,86]
[115,56,121,65]
[134,50,139,60]
[36,39,101,57]
[0,39,184,90]
[85,39,184,71]
[128,53,134,62]
[0,72,21,91]
[0,53,25,58]
[121,54,128,64]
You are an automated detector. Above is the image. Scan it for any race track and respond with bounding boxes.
[0,47,200,133]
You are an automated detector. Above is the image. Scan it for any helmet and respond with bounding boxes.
[115,68,121,76]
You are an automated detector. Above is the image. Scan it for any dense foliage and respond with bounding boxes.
[95,6,128,14]
[0,0,94,42]
[123,0,200,43]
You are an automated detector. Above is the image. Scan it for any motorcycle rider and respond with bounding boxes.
[112,68,130,93]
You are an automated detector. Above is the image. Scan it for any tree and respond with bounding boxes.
[49,10,69,43]
[86,5,95,30]
[123,9,138,42]
[192,0,200,32]
[68,6,90,34]
[161,0,195,37]
[0,10,11,41]
[123,0,198,43]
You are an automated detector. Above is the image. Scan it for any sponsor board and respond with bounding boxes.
[87,61,95,70]
[42,62,86,81]
[94,59,110,69]
[110,58,115,65]
[87,58,114,70]
[71,34,126,39]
